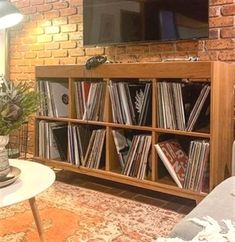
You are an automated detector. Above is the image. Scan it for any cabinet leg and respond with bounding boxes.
[29,197,45,242]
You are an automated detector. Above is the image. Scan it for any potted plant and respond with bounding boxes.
[0,76,40,179]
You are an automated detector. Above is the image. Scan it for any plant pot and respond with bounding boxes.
[0,135,10,179]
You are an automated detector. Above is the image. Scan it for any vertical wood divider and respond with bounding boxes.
[68,77,76,119]
[210,62,234,189]
[67,78,73,163]
[103,78,111,122]
[151,79,157,181]
[106,126,111,171]
[105,78,112,171]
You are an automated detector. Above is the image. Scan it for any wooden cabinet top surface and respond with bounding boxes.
[35,61,229,79]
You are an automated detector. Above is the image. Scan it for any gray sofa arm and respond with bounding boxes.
[169,176,235,241]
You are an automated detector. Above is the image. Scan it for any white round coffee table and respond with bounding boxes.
[0,159,55,242]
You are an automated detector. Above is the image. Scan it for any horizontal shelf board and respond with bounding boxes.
[35,116,70,122]
[155,128,211,138]
[35,117,154,131]
[35,62,212,79]
[106,122,153,131]
[34,157,207,200]
[35,117,211,137]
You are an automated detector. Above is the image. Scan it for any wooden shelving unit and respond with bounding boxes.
[34,61,234,202]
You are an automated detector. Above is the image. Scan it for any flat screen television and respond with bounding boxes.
[83,0,209,46]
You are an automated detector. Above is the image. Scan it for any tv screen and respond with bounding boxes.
[83,0,209,46]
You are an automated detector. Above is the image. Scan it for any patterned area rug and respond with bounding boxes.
[0,181,184,242]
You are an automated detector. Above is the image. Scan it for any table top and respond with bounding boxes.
[0,159,55,208]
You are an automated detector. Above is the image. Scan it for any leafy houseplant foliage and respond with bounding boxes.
[0,76,40,135]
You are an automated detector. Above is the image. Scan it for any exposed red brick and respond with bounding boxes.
[10,74,20,80]
[115,46,127,55]
[38,51,52,58]
[52,50,68,57]
[105,47,117,56]
[30,59,44,66]
[53,17,68,25]
[38,20,52,27]
[210,0,234,5]
[149,43,175,52]
[53,2,69,9]
[61,41,77,49]
[199,51,219,61]
[44,58,60,65]
[53,33,68,42]
[15,0,30,8]
[17,44,30,52]
[31,0,44,5]
[24,21,37,29]
[209,6,221,17]
[61,24,77,33]
[21,66,35,73]
[31,27,44,35]
[77,6,83,15]
[31,43,44,51]
[210,16,234,27]
[105,55,115,63]
[70,0,82,6]
[85,47,105,56]
[24,52,37,59]
[221,4,235,15]
[17,59,31,66]
[44,10,60,19]
[126,45,149,54]
[45,26,60,34]
[221,27,235,38]
[21,6,37,15]
[13,73,34,80]
[22,36,37,44]
[69,49,84,57]
[37,35,52,43]
[45,0,59,3]
[45,42,60,50]
[176,41,199,51]
[205,39,235,50]
[209,29,220,39]
[11,67,22,73]
[69,32,82,41]
[59,57,76,64]
[76,56,88,64]
[9,37,21,45]
[137,54,162,62]
[160,51,198,61]
[60,8,77,17]
[9,59,20,67]
[10,45,19,53]
[115,54,140,63]
[69,15,82,24]
[188,51,200,57]
[77,40,83,47]
[218,50,235,61]
[37,4,53,12]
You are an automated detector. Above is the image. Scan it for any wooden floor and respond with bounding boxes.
[55,169,196,215]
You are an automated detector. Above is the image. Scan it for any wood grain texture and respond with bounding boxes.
[36,62,212,79]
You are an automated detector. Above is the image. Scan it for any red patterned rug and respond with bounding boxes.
[0,181,184,242]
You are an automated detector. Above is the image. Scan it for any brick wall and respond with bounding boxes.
[8,0,235,152]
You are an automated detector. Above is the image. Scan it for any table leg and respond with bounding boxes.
[29,197,45,242]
